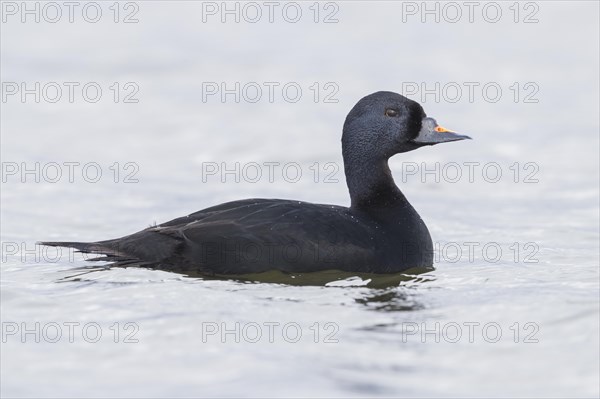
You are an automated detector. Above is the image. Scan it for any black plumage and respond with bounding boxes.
[40,91,470,276]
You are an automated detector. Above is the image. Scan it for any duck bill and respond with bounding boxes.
[413,117,471,145]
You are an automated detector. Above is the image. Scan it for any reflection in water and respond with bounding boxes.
[55,264,434,313]
[199,266,435,288]
[55,263,435,288]
[354,288,426,312]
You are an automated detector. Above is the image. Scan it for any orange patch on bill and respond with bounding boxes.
[434,126,454,133]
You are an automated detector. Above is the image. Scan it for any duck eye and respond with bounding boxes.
[385,109,398,117]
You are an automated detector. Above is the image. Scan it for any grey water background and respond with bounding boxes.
[1,1,599,397]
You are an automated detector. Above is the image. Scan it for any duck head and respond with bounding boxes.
[342,91,471,160]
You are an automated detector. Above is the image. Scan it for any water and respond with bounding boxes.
[1,1,599,397]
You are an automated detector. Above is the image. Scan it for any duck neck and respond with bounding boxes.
[343,151,408,211]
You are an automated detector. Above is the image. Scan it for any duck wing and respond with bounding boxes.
[40,199,384,274]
